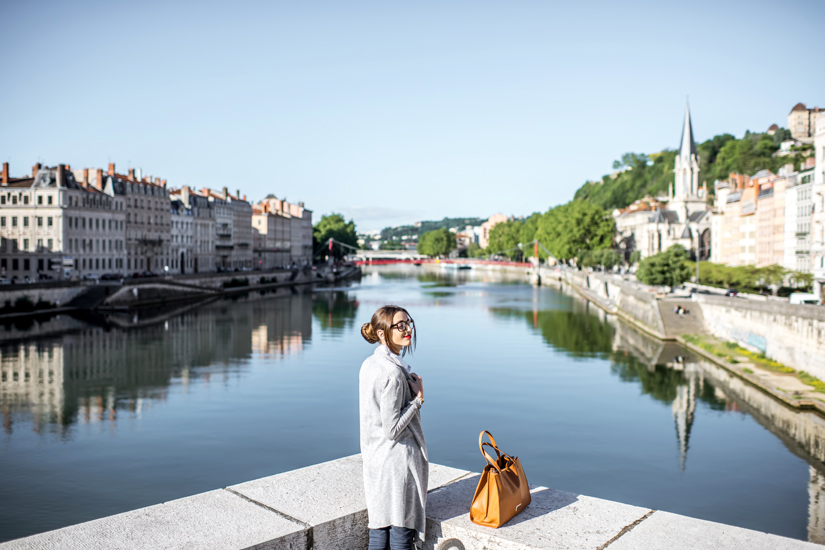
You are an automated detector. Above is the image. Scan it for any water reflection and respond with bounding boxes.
[495,282,825,543]
[0,288,320,437]
[3,268,825,543]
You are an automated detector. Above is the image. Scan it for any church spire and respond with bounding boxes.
[679,102,697,159]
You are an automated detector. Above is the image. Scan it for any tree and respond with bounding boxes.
[486,220,523,259]
[417,228,456,257]
[535,201,615,261]
[313,213,358,259]
[636,245,692,290]
[466,243,485,258]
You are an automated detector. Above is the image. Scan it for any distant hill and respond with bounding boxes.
[573,130,809,211]
[380,217,485,241]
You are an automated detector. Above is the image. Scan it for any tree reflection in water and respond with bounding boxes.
[311,290,359,332]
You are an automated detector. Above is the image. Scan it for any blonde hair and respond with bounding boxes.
[361,305,416,356]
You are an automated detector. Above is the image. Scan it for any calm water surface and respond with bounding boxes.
[1,265,824,543]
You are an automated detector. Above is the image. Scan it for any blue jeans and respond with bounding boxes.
[368,526,417,550]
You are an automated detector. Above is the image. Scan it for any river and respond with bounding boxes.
[1,264,823,543]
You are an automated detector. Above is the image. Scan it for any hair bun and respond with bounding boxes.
[361,322,379,344]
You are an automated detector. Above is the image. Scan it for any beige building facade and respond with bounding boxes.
[0,164,127,281]
[788,103,824,143]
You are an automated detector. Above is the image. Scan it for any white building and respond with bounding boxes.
[812,115,825,296]
[170,199,195,274]
[614,104,712,261]
[170,186,215,273]
[783,169,815,272]
[0,163,127,281]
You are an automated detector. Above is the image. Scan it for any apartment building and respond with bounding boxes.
[256,196,313,266]
[170,199,195,274]
[788,103,824,143]
[0,163,126,281]
[785,168,815,273]
[100,164,172,273]
[252,202,292,269]
[754,171,786,267]
[813,115,825,295]
[170,186,215,273]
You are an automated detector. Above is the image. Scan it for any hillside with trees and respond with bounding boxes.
[573,128,811,212]
[380,217,484,241]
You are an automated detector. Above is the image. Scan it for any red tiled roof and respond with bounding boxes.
[791,102,807,112]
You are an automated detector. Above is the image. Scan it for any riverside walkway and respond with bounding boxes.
[1,455,818,550]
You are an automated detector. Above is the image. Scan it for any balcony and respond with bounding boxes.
[216,244,234,250]
[217,233,232,239]
[796,250,810,255]
[137,236,164,246]
[795,232,810,238]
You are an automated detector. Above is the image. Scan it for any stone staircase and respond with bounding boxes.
[657,298,708,338]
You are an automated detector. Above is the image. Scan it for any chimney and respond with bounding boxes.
[161,179,166,188]
[96,168,103,189]
[243,195,247,201]
[1,162,8,185]
[128,168,135,179]
[136,168,142,181]
[32,163,41,179]
[57,164,64,187]
[108,162,115,176]
[155,177,161,185]
[222,186,228,200]
[236,189,240,200]
[182,185,190,206]
[82,168,89,185]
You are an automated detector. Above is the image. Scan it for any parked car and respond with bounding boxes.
[83,273,100,282]
[0,278,11,285]
[789,292,820,305]
[141,271,159,278]
[101,273,124,281]
[725,288,738,297]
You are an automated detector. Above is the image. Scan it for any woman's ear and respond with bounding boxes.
[376,329,385,343]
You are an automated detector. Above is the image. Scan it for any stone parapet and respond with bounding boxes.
[1,455,818,550]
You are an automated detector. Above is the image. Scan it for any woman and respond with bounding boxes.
[359,305,427,550]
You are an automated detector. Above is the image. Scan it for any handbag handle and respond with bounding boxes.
[478,431,512,474]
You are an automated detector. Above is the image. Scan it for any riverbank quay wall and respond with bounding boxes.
[2,455,818,550]
[696,294,825,381]
[554,269,825,381]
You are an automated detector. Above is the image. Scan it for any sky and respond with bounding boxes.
[1,1,824,232]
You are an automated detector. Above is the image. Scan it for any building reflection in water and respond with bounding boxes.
[496,283,825,543]
[0,287,318,437]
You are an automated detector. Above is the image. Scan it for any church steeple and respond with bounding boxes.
[679,103,697,159]
[673,102,700,201]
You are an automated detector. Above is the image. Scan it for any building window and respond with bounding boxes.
[23,259,29,270]
[48,238,53,250]
[23,196,29,205]
[37,238,42,249]
[48,217,53,226]
[11,196,16,204]
[23,239,29,251]
[37,217,43,227]
[12,217,17,227]
[0,196,4,204]
[12,259,18,270]
[0,217,4,227]
[38,195,43,205]
[23,217,29,227]
[48,195,53,205]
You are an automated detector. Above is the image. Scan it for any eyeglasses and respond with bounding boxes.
[389,320,414,332]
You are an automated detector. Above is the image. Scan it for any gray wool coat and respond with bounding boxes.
[359,344,429,542]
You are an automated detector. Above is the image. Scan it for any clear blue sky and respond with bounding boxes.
[2,0,823,231]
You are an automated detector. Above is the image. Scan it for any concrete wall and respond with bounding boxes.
[2,455,818,550]
[698,294,825,380]
[563,271,666,337]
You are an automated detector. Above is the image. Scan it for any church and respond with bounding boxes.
[614,104,712,260]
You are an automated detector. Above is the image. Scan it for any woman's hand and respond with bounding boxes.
[409,373,424,400]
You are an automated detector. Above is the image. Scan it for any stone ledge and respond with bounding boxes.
[1,455,818,550]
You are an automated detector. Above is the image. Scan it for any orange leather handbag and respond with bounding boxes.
[469,431,531,528]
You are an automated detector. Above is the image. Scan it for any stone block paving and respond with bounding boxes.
[1,456,819,550]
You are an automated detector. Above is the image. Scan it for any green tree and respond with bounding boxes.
[636,245,692,290]
[313,213,358,259]
[486,220,523,259]
[535,201,614,261]
[417,228,456,257]
[379,240,404,250]
[466,242,485,258]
